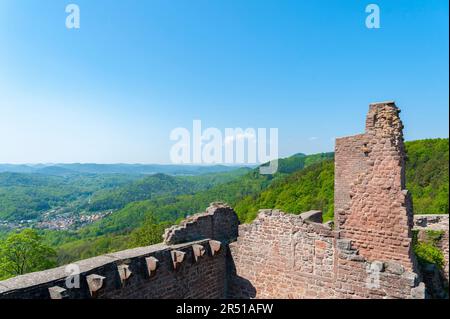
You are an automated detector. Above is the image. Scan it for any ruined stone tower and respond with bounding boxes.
[335,101,415,270]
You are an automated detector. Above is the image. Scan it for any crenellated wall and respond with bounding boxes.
[0,204,239,299]
[0,239,227,299]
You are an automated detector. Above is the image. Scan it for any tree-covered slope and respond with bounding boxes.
[87,169,251,211]
[405,138,449,215]
[234,160,335,223]
[0,173,139,220]
[0,168,250,222]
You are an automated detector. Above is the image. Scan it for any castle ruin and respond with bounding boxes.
[0,102,448,299]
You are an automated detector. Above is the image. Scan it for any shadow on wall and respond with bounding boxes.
[226,249,256,299]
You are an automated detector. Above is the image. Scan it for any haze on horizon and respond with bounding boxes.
[0,0,448,165]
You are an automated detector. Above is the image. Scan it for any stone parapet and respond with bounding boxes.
[0,239,226,299]
[163,202,239,245]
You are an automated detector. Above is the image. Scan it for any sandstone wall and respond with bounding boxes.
[0,239,227,299]
[335,102,415,270]
[227,209,424,299]
[163,202,239,245]
[228,210,337,298]
[334,134,369,218]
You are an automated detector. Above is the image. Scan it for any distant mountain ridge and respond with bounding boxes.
[0,163,251,176]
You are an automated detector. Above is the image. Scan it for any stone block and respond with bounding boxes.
[192,244,206,262]
[337,239,352,251]
[86,274,106,297]
[385,261,405,275]
[369,261,384,273]
[410,282,426,299]
[171,250,186,270]
[209,240,222,256]
[48,286,69,299]
[300,210,323,223]
[145,256,159,277]
[117,264,132,285]
[402,272,419,287]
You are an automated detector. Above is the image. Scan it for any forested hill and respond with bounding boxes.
[0,163,243,176]
[86,169,251,211]
[0,173,139,220]
[405,138,449,214]
[235,160,335,223]
[0,168,251,221]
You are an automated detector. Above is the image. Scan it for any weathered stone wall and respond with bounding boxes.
[163,202,239,245]
[0,239,227,299]
[227,209,424,299]
[335,102,415,270]
[228,210,338,299]
[334,134,370,218]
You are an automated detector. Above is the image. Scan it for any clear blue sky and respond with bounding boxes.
[0,0,448,164]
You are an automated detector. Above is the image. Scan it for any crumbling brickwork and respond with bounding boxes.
[227,209,424,299]
[335,102,415,270]
[228,210,338,299]
[163,202,239,245]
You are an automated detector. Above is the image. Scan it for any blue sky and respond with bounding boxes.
[0,0,448,164]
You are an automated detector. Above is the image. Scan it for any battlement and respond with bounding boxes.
[0,238,227,299]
